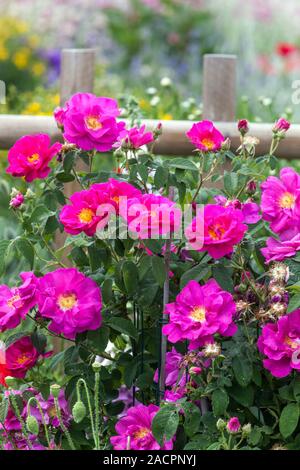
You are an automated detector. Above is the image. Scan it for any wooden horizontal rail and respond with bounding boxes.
[0,114,299,159]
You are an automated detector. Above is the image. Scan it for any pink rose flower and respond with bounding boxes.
[186,120,225,152]
[0,272,37,332]
[227,417,241,433]
[121,194,181,240]
[162,279,237,349]
[5,336,49,379]
[262,226,300,263]
[61,93,125,152]
[6,134,62,182]
[114,125,154,150]
[59,187,113,236]
[110,404,174,450]
[257,309,300,378]
[261,167,300,234]
[185,204,247,259]
[37,268,102,340]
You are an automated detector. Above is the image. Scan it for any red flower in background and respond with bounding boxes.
[276,43,298,57]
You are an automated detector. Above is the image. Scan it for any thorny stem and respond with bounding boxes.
[9,392,33,450]
[94,370,100,450]
[76,378,97,449]
[27,397,51,448]
[53,396,75,450]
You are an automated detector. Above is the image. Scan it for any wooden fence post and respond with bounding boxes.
[203,54,237,122]
[60,48,96,107]
[203,54,237,190]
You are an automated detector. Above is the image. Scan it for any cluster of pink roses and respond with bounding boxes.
[6,93,155,183]
[60,178,181,240]
[0,268,102,342]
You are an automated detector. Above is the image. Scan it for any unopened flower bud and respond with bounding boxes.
[4,376,18,388]
[221,138,231,151]
[50,384,61,398]
[246,180,256,195]
[216,418,226,431]
[153,122,163,139]
[189,366,202,376]
[227,417,241,434]
[25,188,35,200]
[242,423,252,436]
[238,119,249,136]
[9,192,24,209]
[92,360,101,373]
[26,415,39,435]
[273,118,290,134]
[72,401,87,423]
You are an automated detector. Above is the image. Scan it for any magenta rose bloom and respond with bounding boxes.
[162,279,237,349]
[262,226,300,263]
[59,187,113,236]
[227,417,241,433]
[6,134,62,182]
[121,193,181,240]
[37,268,102,340]
[257,309,300,378]
[114,125,154,150]
[261,167,300,234]
[186,120,225,152]
[110,404,173,450]
[185,204,247,259]
[61,93,125,152]
[5,336,49,379]
[90,178,142,214]
[0,272,37,332]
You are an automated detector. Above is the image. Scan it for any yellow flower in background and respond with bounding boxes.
[22,102,42,115]
[32,62,46,77]
[14,19,29,34]
[13,47,30,69]
[28,35,39,48]
[139,99,151,112]
[52,94,60,106]
[159,113,173,120]
[0,44,8,61]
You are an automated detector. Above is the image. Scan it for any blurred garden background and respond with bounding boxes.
[1,0,300,272]
[1,0,300,122]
